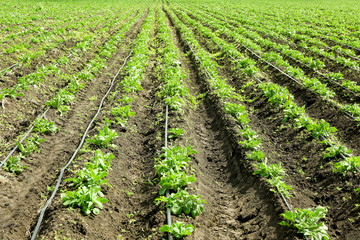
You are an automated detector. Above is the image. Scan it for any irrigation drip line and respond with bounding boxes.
[0,63,19,74]
[0,41,77,75]
[320,36,360,53]
[329,47,360,61]
[320,136,360,175]
[164,105,173,240]
[271,48,360,97]
[185,40,216,83]
[0,50,80,169]
[30,50,133,240]
[221,42,360,183]
[238,42,357,121]
[185,38,294,213]
[0,107,50,169]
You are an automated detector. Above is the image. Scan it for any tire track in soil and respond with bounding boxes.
[0,11,146,240]
[165,9,298,240]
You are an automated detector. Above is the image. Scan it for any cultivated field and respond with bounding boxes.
[1,0,360,239]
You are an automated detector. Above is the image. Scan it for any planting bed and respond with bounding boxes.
[1,0,360,239]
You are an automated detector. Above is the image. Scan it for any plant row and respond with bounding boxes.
[224,3,360,52]
[206,6,360,70]
[1,9,143,174]
[173,4,360,188]
[206,9,360,93]
[177,7,360,122]
[59,6,155,217]
[155,9,205,239]
[167,5,330,239]
[0,9,137,103]
[0,9,101,54]
[0,7,126,72]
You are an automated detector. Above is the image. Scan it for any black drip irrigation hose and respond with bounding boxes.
[320,136,360,175]
[320,36,360,53]
[164,105,173,240]
[222,43,360,193]
[0,107,50,169]
[329,47,360,62]
[185,39,294,212]
[270,48,360,97]
[30,50,133,240]
[0,50,79,169]
[0,63,19,74]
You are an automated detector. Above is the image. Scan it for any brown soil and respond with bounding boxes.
[170,6,360,239]
[0,10,139,160]
[166,8,300,240]
[33,9,168,240]
[0,8,147,240]
[1,3,360,240]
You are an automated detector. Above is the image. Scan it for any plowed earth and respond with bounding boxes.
[1,3,360,240]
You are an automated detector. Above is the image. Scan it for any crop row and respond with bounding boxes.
[166,5,330,239]
[155,9,205,239]
[199,8,360,92]
[29,5,149,239]
[1,8,144,171]
[0,7,126,72]
[174,6,360,123]
[172,1,360,194]
[199,1,360,51]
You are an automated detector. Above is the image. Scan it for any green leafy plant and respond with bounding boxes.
[16,134,44,157]
[155,190,206,218]
[259,82,293,108]
[86,150,114,171]
[342,104,360,118]
[3,155,27,174]
[253,159,292,198]
[333,156,360,176]
[57,56,70,65]
[65,168,110,188]
[239,126,256,139]
[246,150,265,161]
[325,72,343,82]
[224,102,249,125]
[168,128,184,139]
[159,222,194,239]
[61,185,109,215]
[33,118,59,134]
[239,137,262,150]
[67,79,85,93]
[0,85,24,100]
[158,170,196,196]
[267,176,293,198]
[253,159,286,178]
[323,145,351,159]
[111,105,135,126]
[155,146,197,176]
[307,119,337,139]
[118,95,133,104]
[45,89,74,115]
[283,103,306,122]
[86,126,118,148]
[280,206,329,240]
[293,114,313,129]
